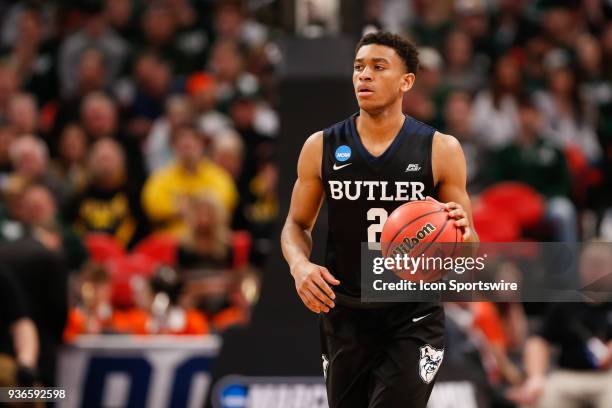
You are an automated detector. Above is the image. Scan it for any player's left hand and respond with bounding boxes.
[426,196,472,241]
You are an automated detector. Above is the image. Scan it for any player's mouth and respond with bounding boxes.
[357,86,374,97]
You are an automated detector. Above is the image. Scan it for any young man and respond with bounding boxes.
[281,32,478,407]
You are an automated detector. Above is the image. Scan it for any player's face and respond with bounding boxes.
[353,44,415,113]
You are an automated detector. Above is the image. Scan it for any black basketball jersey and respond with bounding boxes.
[321,113,438,299]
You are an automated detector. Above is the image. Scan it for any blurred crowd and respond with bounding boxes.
[364,0,612,407]
[1,1,612,407]
[0,0,278,387]
[366,0,612,244]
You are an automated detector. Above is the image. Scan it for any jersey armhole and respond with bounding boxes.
[427,129,437,191]
[320,128,328,181]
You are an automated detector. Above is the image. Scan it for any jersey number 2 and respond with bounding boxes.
[367,208,388,243]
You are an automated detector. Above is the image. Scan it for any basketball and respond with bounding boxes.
[380,199,462,280]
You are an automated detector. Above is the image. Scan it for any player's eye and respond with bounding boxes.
[354,65,363,71]
[375,65,385,70]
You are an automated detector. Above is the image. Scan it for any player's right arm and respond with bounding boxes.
[281,131,340,314]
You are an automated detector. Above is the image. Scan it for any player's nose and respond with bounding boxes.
[358,66,373,81]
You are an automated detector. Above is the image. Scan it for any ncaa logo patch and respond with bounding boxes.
[335,145,351,162]
[418,344,444,384]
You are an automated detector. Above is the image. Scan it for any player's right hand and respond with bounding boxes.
[291,260,340,313]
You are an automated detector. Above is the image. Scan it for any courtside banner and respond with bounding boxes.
[360,242,612,302]
[212,376,480,408]
[212,376,327,408]
[56,335,221,408]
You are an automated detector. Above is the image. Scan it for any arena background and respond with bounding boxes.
[0,1,611,407]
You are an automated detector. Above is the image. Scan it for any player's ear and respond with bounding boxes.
[401,73,415,92]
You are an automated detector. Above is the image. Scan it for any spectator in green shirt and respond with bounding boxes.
[491,96,577,242]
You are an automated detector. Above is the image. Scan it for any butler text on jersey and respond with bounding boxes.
[327,180,426,201]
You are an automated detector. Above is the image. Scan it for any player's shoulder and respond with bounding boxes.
[431,132,465,184]
[298,131,323,177]
[432,131,462,155]
[405,115,437,136]
[302,130,324,153]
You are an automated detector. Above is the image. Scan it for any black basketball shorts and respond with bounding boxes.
[319,301,445,408]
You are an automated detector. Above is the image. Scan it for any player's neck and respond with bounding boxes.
[357,105,405,142]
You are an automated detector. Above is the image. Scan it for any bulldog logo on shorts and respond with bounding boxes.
[418,344,444,384]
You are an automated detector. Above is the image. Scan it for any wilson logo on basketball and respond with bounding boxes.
[390,223,436,256]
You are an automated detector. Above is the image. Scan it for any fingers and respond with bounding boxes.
[453,217,469,227]
[298,280,333,313]
[313,274,336,301]
[320,267,340,286]
[304,286,331,313]
[293,263,339,314]
[462,226,472,241]
[447,208,466,219]
[299,290,323,313]
[447,207,469,224]
[443,201,458,210]
[307,282,334,310]
[444,202,467,222]
[298,293,317,313]
[445,202,462,214]
[442,203,472,240]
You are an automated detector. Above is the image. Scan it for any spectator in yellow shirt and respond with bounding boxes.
[142,126,237,237]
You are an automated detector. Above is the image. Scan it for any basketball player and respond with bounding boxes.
[281,32,478,407]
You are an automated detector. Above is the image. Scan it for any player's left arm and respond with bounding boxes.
[432,131,479,243]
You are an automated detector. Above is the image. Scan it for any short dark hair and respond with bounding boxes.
[355,31,419,73]
[172,125,200,143]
